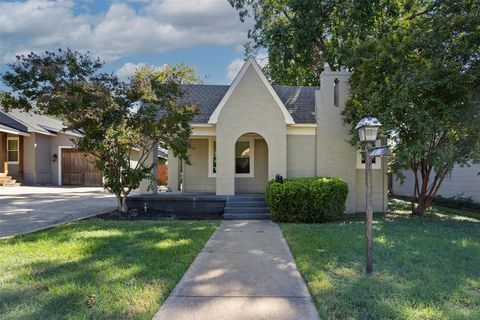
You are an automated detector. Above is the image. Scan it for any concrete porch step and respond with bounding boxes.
[223,213,271,220]
[0,175,19,186]
[224,194,270,220]
[1,181,20,187]
[226,201,267,207]
[226,195,266,202]
[224,207,269,214]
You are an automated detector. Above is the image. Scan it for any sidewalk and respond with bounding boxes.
[154,220,320,320]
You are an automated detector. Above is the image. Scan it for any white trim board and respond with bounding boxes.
[192,126,216,136]
[287,126,316,135]
[0,126,30,136]
[207,56,295,125]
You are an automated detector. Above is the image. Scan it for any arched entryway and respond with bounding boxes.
[234,133,269,194]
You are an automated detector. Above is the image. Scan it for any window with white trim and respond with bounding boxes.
[7,137,19,163]
[235,137,254,177]
[356,140,381,169]
[208,137,255,177]
[235,141,250,174]
[208,138,217,177]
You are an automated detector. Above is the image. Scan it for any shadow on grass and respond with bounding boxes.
[282,212,480,319]
[0,219,218,320]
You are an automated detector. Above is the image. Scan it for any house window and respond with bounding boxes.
[7,137,19,163]
[208,138,216,177]
[361,153,376,164]
[212,140,216,174]
[208,137,255,177]
[357,140,382,169]
[235,141,251,174]
[333,78,339,107]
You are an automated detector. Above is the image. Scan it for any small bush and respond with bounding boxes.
[266,177,348,223]
[434,194,480,211]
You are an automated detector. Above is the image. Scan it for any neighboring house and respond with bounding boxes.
[0,108,102,186]
[392,165,480,203]
[156,57,388,213]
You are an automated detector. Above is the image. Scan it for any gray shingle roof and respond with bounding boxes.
[179,84,318,124]
[0,108,80,136]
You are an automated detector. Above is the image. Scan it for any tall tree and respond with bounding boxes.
[0,49,198,213]
[229,0,410,85]
[342,0,480,215]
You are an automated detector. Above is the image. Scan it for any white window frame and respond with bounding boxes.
[7,137,19,164]
[235,136,255,178]
[208,137,255,178]
[208,138,217,178]
[356,140,382,170]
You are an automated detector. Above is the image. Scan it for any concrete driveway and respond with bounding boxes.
[0,186,116,238]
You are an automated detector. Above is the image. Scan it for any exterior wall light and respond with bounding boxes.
[356,116,382,143]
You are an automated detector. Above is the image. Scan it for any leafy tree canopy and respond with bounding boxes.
[0,49,198,212]
[342,0,480,215]
[229,0,416,85]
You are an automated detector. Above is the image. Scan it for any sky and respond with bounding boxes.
[0,0,266,85]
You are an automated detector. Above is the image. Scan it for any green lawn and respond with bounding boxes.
[0,219,218,320]
[282,199,480,320]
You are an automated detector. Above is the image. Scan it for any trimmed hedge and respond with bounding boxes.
[266,177,348,223]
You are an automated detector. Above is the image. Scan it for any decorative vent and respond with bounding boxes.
[333,78,339,107]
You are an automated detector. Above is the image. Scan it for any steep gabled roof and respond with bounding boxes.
[207,57,295,124]
[179,84,318,124]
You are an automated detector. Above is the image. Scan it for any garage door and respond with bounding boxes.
[61,149,102,186]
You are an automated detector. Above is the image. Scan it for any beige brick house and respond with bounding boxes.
[164,57,388,213]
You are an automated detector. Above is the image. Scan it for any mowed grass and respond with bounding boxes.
[282,199,480,320]
[0,219,218,320]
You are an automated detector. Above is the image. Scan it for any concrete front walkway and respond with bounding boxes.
[0,186,115,238]
[154,220,320,320]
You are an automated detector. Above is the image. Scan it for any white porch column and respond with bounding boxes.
[151,143,159,194]
[267,136,287,180]
[216,135,235,195]
[167,150,181,192]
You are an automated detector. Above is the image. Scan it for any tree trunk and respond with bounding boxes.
[115,193,128,213]
[411,163,449,216]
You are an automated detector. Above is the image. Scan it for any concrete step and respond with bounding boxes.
[223,213,270,220]
[224,207,269,214]
[226,201,266,207]
[1,182,20,187]
[227,195,266,202]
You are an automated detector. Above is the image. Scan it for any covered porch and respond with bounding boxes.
[126,192,269,220]
[167,131,283,196]
[0,128,28,186]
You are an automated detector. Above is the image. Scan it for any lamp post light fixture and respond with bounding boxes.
[355,116,382,275]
